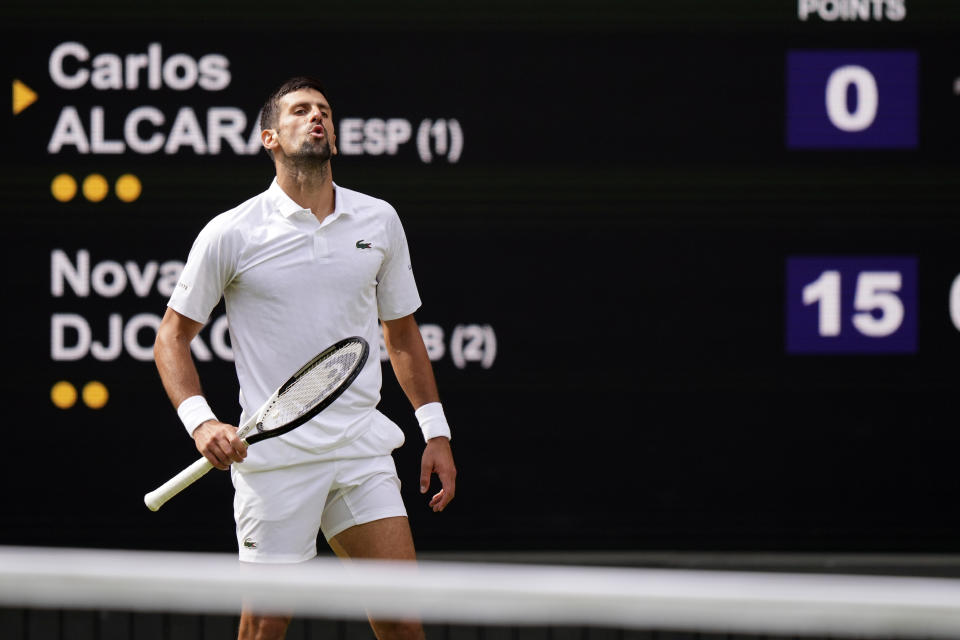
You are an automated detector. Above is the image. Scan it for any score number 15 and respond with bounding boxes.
[803,270,903,338]
[786,257,917,354]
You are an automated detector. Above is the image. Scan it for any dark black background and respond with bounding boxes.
[1,0,959,554]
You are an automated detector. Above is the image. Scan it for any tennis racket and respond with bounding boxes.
[145,336,369,511]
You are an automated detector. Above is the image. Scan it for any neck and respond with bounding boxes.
[275,160,335,222]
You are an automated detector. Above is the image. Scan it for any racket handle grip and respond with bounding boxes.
[144,457,215,511]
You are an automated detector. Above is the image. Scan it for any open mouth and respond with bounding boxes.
[310,125,325,138]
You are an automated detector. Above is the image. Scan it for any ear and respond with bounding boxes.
[261,128,278,151]
[330,130,338,156]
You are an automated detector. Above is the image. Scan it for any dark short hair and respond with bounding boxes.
[260,76,331,131]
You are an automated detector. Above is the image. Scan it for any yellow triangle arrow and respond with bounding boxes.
[13,79,37,115]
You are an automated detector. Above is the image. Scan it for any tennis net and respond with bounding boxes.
[3,545,960,639]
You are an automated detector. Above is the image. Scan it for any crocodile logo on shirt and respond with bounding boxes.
[243,537,258,549]
[356,240,372,249]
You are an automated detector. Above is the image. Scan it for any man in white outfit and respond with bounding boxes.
[154,76,457,640]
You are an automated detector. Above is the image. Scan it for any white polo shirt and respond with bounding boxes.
[168,179,421,470]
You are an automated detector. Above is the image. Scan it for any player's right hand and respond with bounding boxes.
[193,420,248,470]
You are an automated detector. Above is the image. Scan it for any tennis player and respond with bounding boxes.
[154,76,456,640]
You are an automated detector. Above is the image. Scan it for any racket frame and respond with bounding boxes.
[144,336,369,511]
[241,336,370,445]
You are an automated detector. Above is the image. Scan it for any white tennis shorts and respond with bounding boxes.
[232,454,407,563]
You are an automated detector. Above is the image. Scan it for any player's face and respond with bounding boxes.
[270,88,337,163]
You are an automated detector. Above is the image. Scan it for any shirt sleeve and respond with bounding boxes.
[167,215,237,324]
[376,207,422,321]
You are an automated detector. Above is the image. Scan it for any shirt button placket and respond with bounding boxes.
[314,230,329,259]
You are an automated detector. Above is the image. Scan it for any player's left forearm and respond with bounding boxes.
[382,315,440,410]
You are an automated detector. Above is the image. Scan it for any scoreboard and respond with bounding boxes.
[2,0,960,553]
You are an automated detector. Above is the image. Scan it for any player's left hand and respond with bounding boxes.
[420,437,456,512]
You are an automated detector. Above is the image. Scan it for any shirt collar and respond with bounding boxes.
[267,178,351,221]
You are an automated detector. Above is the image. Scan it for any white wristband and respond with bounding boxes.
[177,395,218,437]
[415,402,451,442]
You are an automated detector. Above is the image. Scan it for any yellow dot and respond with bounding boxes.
[51,381,78,409]
[115,174,142,203]
[82,381,109,409]
[51,174,77,202]
[82,174,109,202]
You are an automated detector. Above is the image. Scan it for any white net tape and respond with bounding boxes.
[3,546,960,638]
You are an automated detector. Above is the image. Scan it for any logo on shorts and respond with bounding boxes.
[243,537,258,549]
[356,240,372,249]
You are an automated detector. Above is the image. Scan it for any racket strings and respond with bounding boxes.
[259,342,365,431]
